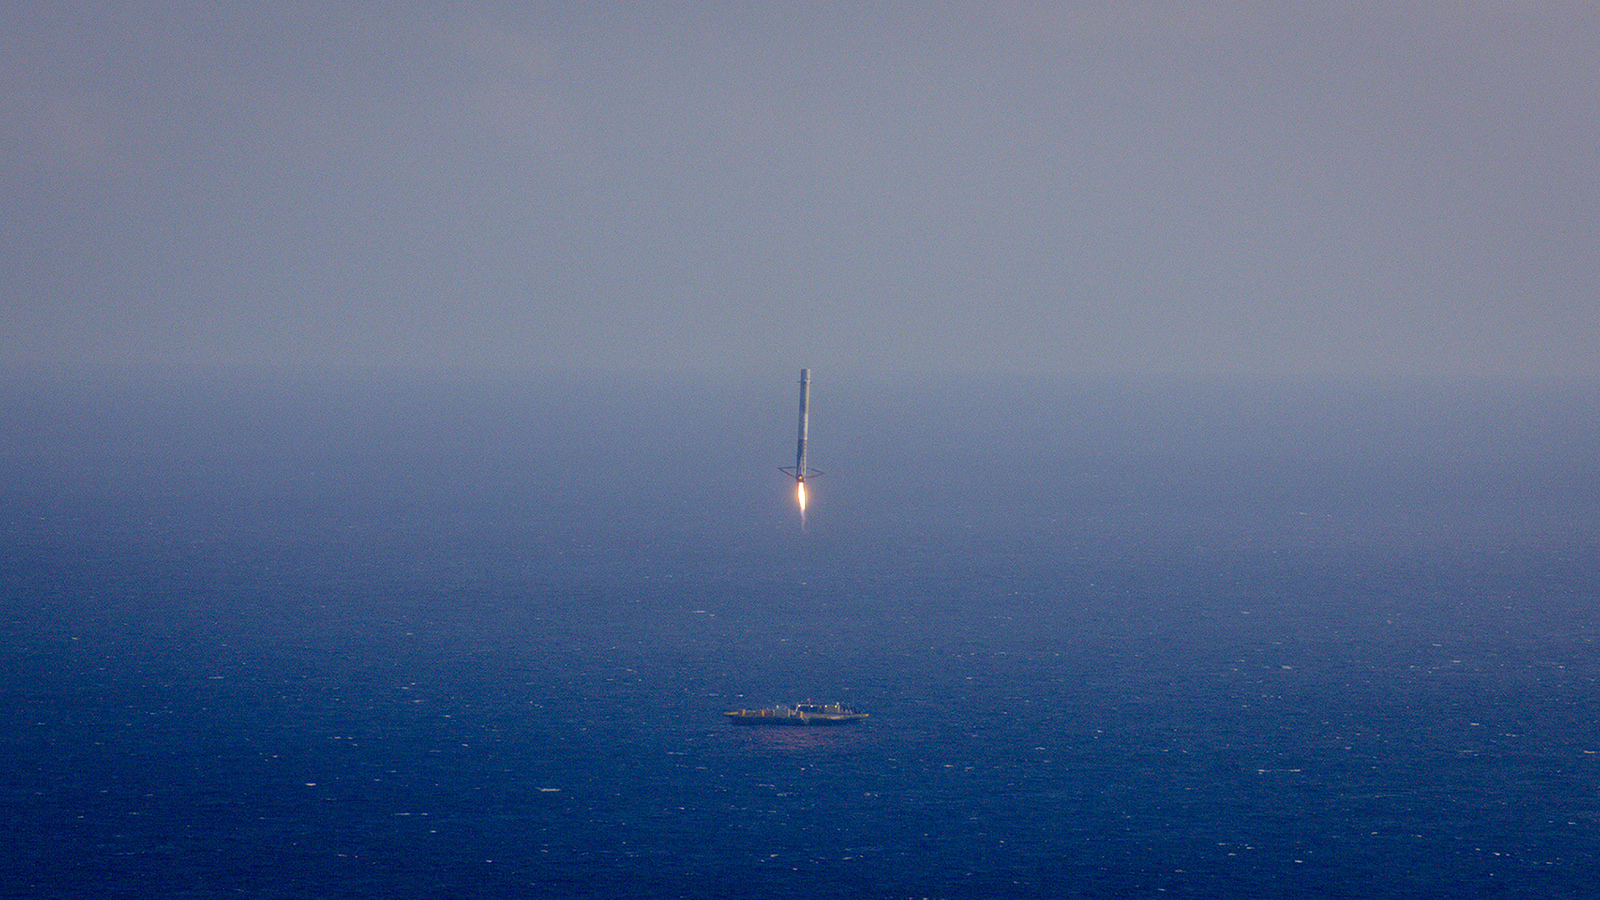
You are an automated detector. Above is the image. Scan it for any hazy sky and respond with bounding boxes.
[5,2,1596,380]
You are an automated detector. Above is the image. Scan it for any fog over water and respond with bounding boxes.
[7,370,1594,542]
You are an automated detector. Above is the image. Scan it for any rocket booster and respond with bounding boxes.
[794,368,810,481]
[780,368,821,485]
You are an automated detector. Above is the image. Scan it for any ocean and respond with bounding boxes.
[2,371,1597,897]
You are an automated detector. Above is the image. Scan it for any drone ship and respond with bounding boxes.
[724,702,868,726]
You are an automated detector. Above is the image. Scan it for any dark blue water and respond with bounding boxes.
[3,372,1598,897]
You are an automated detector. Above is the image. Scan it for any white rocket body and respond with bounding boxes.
[794,369,810,482]
[779,370,821,508]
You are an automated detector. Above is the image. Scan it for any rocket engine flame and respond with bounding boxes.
[797,480,807,513]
